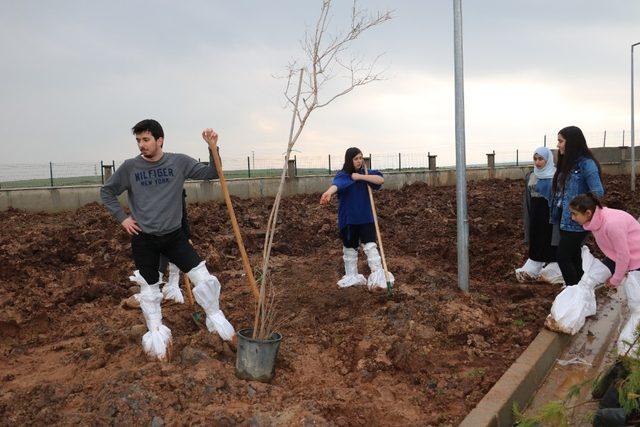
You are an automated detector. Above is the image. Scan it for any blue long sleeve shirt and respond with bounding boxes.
[332,169,383,230]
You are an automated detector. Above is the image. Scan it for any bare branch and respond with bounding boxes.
[257,0,392,339]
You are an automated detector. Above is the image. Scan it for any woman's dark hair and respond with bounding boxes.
[342,147,363,174]
[552,126,601,193]
[569,192,603,213]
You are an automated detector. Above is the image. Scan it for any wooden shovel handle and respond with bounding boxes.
[208,143,260,301]
[182,239,196,306]
[363,164,392,291]
[183,275,195,306]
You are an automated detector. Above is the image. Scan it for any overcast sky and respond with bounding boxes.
[0,0,638,168]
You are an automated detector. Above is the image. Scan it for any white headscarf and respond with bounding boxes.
[533,146,556,179]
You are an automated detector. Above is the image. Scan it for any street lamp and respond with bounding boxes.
[632,42,640,192]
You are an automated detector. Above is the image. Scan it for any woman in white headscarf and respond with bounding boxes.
[516,147,561,282]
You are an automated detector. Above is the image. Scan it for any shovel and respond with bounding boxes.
[363,163,393,297]
[205,134,260,301]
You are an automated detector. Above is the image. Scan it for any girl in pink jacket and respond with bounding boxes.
[568,193,640,287]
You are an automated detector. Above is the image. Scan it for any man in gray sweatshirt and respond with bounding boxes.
[101,119,234,360]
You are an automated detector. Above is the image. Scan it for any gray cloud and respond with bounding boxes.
[0,0,638,165]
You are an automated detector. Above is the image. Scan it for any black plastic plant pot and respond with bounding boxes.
[235,328,283,383]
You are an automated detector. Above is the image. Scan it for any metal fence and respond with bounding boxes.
[0,129,632,189]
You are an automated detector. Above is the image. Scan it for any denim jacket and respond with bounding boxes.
[550,156,604,232]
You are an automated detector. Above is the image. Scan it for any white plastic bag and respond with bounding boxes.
[515,259,545,282]
[337,247,366,288]
[545,246,612,335]
[539,262,565,285]
[617,272,640,356]
[363,242,394,291]
[162,263,185,303]
[188,261,235,341]
[130,271,172,360]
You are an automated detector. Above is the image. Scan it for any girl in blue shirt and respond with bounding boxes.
[320,147,394,290]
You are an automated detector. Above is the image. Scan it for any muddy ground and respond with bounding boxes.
[1,175,638,426]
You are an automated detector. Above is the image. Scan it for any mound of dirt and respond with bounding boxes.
[0,175,637,425]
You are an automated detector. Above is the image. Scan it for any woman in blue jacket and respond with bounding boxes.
[550,126,604,286]
[320,147,394,290]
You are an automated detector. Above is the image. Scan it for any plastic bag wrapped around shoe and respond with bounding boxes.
[617,272,640,357]
[363,242,394,291]
[337,247,366,288]
[545,246,612,335]
[130,271,172,360]
[539,262,565,285]
[367,269,395,291]
[192,281,235,341]
[189,261,235,341]
[338,275,367,288]
[206,311,235,342]
[515,259,545,282]
[162,263,184,304]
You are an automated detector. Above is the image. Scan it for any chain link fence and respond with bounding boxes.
[0,130,632,189]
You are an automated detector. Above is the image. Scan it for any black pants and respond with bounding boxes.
[158,189,190,273]
[340,223,376,249]
[132,228,201,285]
[557,230,589,286]
[528,197,556,262]
[602,257,640,276]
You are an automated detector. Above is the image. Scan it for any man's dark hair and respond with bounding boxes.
[132,119,164,140]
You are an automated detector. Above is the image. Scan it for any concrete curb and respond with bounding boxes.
[459,328,571,427]
[523,293,625,421]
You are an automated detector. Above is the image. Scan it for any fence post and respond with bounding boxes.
[516,149,519,166]
[112,160,115,171]
[328,154,331,174]
[364,155,372,170]
[247,156,251,178]
[603,130,607,147]
[49,161,54,187]
[369,153,372,169]
[286,158,296,178]
[487,152,495,178]
[488,151,495,167]
[294,155,297,176]
[398,152,401,171]
[544,134,547,147]
[100,160,104,184]
[103,164,113,181]
[428,152,437,171]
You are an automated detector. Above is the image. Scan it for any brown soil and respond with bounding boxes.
[0,175,638,426]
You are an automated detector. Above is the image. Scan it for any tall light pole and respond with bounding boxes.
[632,42,640,192]
[453,0,469,292]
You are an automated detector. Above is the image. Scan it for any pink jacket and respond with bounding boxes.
[583,207,640,285]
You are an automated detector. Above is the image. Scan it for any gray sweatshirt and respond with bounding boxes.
[100,152,217,235]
